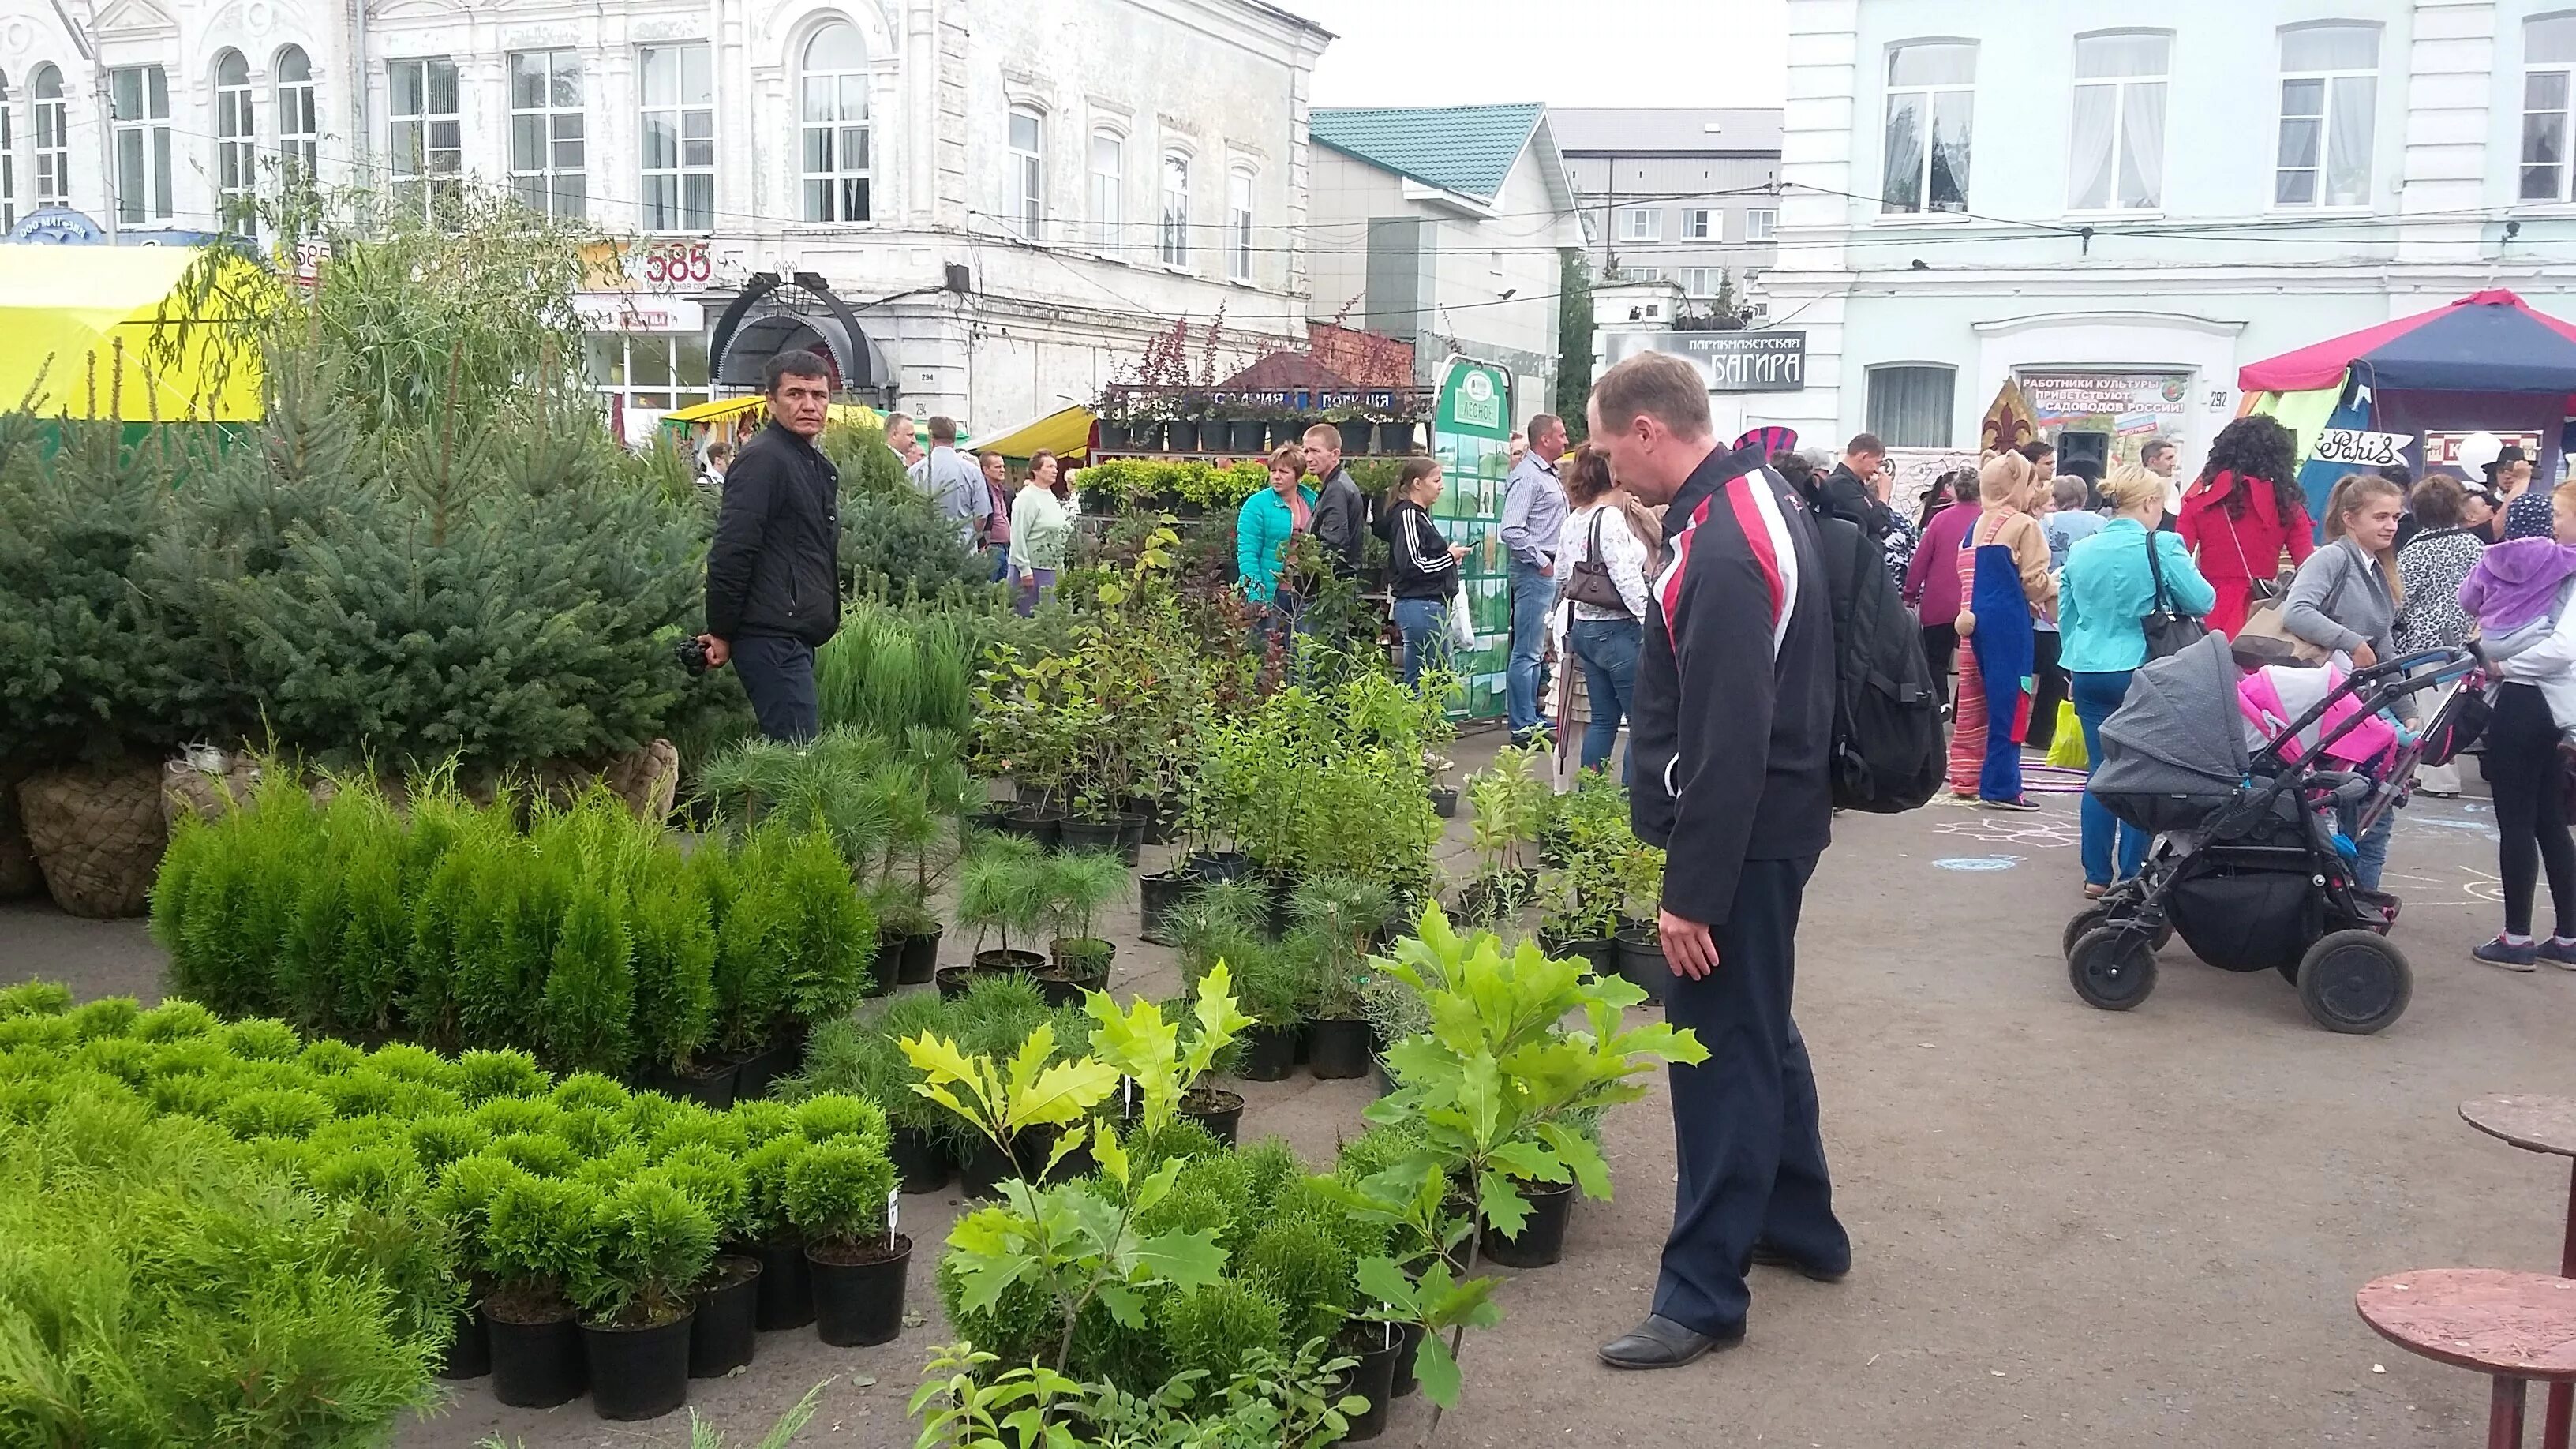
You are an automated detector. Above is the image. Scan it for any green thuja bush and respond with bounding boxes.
[739,1133,811,1245]
[626,850,717,1073]
[1152,1279,1286,1387]
[540,889,634,1075]
[578,1177,717,1328]
[1238,1219,1357,1343]
[782,1138,899,1255]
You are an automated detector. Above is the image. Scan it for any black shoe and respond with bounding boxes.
[1750,1245,1850,1283]
[1596,1313,1744,1370]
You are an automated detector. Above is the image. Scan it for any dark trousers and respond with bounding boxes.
[2484,683,2576,938]
[2026,630,2065,752]
[732,633,820,743]
[1920,621,1958,706]
[1653,854,1847,1335]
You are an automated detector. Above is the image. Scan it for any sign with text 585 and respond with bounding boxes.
[2312,428,2414,468]
[578,238,717,293]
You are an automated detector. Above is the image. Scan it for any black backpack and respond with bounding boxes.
[1812,511,1943,812]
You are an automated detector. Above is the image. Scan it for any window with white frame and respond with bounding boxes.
[275,47,318,192]
[1746,208,1777,240]
[1617,206,1661,242]
[2068,32,2169,211]
[214,51,255,229]
[2522,14,2576,202]
[109,66,172,225]
[1680,267,1724,298]
[585,332,713,416]
[388,58,462,224]
[1866,365,1955,447]
[33,66,69,206]
[508,50,585,219]
[2275,24,2378,208]
[1159,150,1189,267]
[1607,265,1663,283]
[640,43,713,232]
[801,23,871,223]
[1882,40,1974,213]
[1681,208,1713,240]
[1090,129,1122,252]
[1005,106,1043,238]
[1226,163,1254,282]
[0,74,14,230]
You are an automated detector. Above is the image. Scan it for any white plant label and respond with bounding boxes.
[887,1189,900,1243]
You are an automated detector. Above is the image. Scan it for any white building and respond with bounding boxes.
[1758,0,2576,474]
[0,0,1333,436]
[1306,103,1581,429]
[1553,107,1782,313]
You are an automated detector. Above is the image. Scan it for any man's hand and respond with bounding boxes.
[1539,560,1556,578]
[1659,908,1720,979]
[2349,640,2377,668]
[696,634,731,669]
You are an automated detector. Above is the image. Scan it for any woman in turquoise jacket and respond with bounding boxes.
[2061,463,2218,894]
[1237,444,1319,626]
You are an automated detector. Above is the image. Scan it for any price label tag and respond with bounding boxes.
[887,1189,900,1246]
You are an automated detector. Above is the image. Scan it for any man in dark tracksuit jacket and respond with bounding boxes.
[1589,353,1849,1370]
[700,351,842,743]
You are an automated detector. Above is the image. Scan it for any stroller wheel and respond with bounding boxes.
[2294,930,2413,1035]
[2061,908,2110,960]
[2069,927,2159,1011]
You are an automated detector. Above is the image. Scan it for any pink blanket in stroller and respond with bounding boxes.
[2237,663,2400,770]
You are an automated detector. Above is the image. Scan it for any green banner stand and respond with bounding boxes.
[1431,355,1514,721]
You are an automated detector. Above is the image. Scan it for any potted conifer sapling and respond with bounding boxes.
[575,1177,718,1421]
[1037,848,1129,1005]
[478,1170,604,1409]
[784,1138,909,1346]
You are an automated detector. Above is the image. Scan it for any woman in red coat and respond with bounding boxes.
[2178,416,2316,636]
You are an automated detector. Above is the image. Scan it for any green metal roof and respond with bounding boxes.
[1309,103,1544,201]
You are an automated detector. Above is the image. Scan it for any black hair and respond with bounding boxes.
[2376,462,2414,489]
[2195,415,2304,522]
[762,349,832,395]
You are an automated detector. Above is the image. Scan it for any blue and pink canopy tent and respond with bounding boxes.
[2239,289,2576,522]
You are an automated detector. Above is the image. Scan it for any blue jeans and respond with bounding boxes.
[986,543,1011,583]
[2072,670,2148,887]
[1393,597,1451,687]
[1507,560,1554,737]
[2353,806,2394,892]
[1568,616,1641,781]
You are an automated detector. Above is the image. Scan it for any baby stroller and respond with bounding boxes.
[2060,632,2483,1034]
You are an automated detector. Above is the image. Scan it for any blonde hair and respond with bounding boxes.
[2323,473,2407,606]
[1978,450,2036,506]
[2101,462,2166,514]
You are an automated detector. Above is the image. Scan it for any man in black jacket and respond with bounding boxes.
[696,350,841,742]
[1814,431,1892,540]
[1301,423,1367,578]
[1586,351,1849,1371]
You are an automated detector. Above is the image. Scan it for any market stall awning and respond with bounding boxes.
[975,405,1093,460]
[0,245,268,421]
[2238,290,2576,395]
[663,398,886,429]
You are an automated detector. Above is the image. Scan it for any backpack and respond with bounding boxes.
[1813,511,1944,811]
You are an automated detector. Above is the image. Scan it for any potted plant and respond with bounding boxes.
[1357,972,1429,1097]
[1611,839,1670,1005]
[949,837,1049,989]
[1288,874,1395,1080]
[653,1148,762,1380]
[737,1132,815,1331]
[1085,964,1254,1150]
[784,1138,910,1347]
[1037,848,1129,1005]
[1457,746,1548,927]
[575,1177,717,1421]
[478,1169,603,1408]
[1325,403,1373,459]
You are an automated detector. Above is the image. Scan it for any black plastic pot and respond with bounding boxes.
[974,948,1045,973]
[1235,1023,1298,1081]
[636,1058,739,1110]
[1129,420,1164,452]
[1376,420,1417,455]
[749,1238,814,1331]
[1099,419,1132,451]
[1002,806,1065,852]
[1060,817,1122,855]
[1180,1087,1244,1145]
[1138,869,1196,945]
[938,961,1026,1000]
[1428,785,1458,818]
[1370,1053,1398,1099]
[959,1136,1023,1199]
[968,805,1014,837]
[485,1306,585,1408]
[1307,1017,1370,1080]
[890,1126,953,1194]
[1015,780,1051,807]
[1391,1320,1426,1398]
[1264,872,1301,939]
[897,928,941,984]
[1337,419,1373,455]
[689,1256,761,1378]
[868,927,905,996]
[1540,933,1619,980]
[1612,926,1669,1005]
[1479,1178,1576,1268]
[1227,419,1267,453]
[1112,812,1147,866]
[1166,419,1202,453]
[1184,850,1251,882]
[809,1236,912,1347]
[436,1303,490,1380]
[1335,1323,1402,1442]
[1033,970,1100,1009]
[582,1312,693,1421]
[732,1038,795,1102]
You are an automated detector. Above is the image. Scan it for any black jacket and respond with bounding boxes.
[1815,462,1893,541]
[1312,467,1367,576]
[1631,446,1835,925]
[1382,498,1459,601]
[706,421,842,647]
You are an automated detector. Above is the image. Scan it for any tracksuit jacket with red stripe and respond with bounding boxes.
[1631,445,1837,926]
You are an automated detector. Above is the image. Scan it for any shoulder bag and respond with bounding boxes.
[1561,511,1632,615]
[2140,531,2208,661]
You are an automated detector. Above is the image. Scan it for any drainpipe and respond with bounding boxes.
[346,0,365,182]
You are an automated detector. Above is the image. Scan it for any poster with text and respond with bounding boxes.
[1433,357,1514,720]
[2016,371,2190,469]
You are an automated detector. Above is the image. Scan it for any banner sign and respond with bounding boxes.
[1602,329,1807,392]
[1432,356,1514,721]
[2017,370,2189,470]
[2311,428,2414,468]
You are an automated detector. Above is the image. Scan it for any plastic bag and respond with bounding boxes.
[2045,701,2087,769]
[1449,582,1477,648]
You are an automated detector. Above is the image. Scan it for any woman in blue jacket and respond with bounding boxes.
[1236,444,1319,642]
[2061,463,2218,895]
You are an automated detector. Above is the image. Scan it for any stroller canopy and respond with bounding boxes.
[2091,633,2250,817]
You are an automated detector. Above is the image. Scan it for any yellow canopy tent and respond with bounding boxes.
[975,404,1095,461]
[662,397,886,429]
[0,245,268,421]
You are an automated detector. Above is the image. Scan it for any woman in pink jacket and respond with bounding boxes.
[1904,469,1979,706]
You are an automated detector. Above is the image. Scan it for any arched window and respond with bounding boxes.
[275,46,318,190]
[1088,128,1122,251]
[1159,150,1189,267]
[0,73,15,230]
[32,65,69,206]
[801,22,871,223]
[215,51,255,227]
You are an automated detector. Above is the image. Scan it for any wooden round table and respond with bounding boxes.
[2462,1094,2576,1449]
[2357,1269,2576,1449]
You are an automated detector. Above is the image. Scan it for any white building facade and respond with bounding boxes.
[1554,107,1782,314]
[0,0,1332,436]
[1758,0,2576,474]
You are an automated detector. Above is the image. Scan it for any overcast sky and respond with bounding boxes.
[1294,0,1788,110]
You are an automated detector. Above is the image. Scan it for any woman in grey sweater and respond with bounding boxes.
[2282,472,2409,889]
